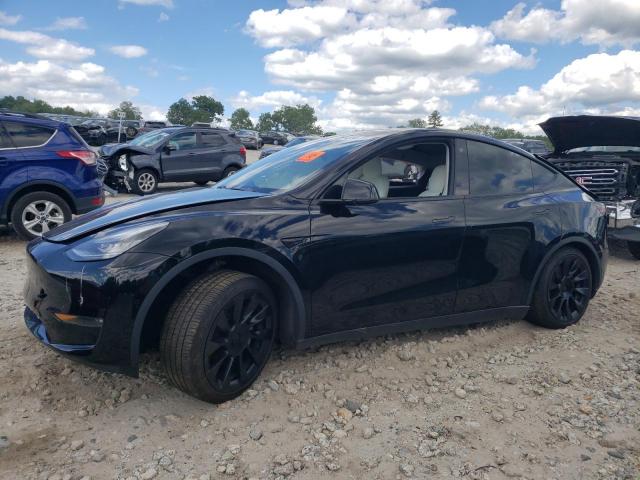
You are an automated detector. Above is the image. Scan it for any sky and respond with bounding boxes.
[0,0,639,134]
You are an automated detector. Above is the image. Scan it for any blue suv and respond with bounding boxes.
[0,111,104,240]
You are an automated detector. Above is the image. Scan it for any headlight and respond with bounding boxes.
[66,221,168,261]
[118,154,128,171]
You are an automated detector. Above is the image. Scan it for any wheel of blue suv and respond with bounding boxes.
[11,191,72,240]
[160,270,276,403]
[527,247,592,329]
[628,241,640,260]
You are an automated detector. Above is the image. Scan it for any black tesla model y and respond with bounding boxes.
[24,129,608,403]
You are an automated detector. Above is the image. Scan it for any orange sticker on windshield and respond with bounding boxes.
[297,150,325,162]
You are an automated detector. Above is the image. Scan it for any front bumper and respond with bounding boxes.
[606,200,640,242]
[23,240,175,376]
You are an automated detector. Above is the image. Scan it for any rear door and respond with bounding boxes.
[456,139,562,312]
[0,123,24,214]
[196,131,228,180]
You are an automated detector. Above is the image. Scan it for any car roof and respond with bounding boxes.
[0,110,66,128]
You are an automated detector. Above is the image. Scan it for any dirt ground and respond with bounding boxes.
[0,214,638,479]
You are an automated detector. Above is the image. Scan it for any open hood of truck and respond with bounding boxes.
[540,115,640,154]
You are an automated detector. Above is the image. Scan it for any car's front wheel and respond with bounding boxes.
[11,192,72,240]
[160,271,276,403]
[628,241,640,260]
[132,169,158,195]
[527,247,592,329]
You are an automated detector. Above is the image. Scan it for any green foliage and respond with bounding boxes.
[459,122,550,147]
[407,118,427,128]
[108,101,142,120]
[166,96,224,126]
[427,110,444,128]
[229,108,253,130]
[0,95,94,117]
[256,112,275,132]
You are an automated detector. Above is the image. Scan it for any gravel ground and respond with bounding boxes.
[0,168,638,479]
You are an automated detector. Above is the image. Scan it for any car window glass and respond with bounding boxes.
[3,121,54,148]
[345,143,449,199]
[168,132,197,150]
[201,132,225,147]
[467,140,533,196]
[0,128,13,148]
[531,161,557,191]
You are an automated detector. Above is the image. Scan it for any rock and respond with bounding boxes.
[224,464,236,475]
[200,419,210,427]
[492,412,504,423]
[267,380,279,392]
[274,454,289,465]
[363,427,374,439]
[0,436,9,449]
[89,450,105,462]
[454,388,467,399]
[336,407,353,422]
[326,462,341,471]
[119,388,131,403]
[399,463,415,477]
[578,404,593,415]
[607,449,625,459]
[70,440,84,451]
[158,455,173,467]
[581,454,591,461]
[249,428,263,441]
[344,399,361,413]
[140,468,157,480]
[558,372,571,384]
[397,347,415,362]
[284,383,299,395]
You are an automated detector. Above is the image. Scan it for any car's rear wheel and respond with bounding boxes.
[223,166,239,178]
[133,169,158,195]
[125,126,137,138]
[527,247,592,329]
[11,192,72,240]
[160,271,276,403]
[628,241,640,260]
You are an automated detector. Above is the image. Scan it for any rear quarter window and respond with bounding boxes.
[467,140,534,196]
[3,121,55,148]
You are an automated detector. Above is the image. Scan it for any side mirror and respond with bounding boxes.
[163,143,177,154]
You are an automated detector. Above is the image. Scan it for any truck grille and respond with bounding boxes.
[553,160,628,199]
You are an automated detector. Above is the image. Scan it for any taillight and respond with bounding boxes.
[239,146,247,156]
[57,150,97,165]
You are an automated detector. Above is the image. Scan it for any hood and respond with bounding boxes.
[44,187,266,242]
[99,143,154,157]
[540,115,640,154]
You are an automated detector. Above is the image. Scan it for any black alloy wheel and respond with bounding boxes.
[528,247,592,329]
[160,271,276,403]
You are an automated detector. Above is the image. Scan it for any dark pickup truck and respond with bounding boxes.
[99,127,246,195]
[541,115,640,259]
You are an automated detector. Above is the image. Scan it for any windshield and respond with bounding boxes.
[129,129,172,147]
[567,145,640,153]
[215,136,370,194]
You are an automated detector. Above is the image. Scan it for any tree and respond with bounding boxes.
[0,95,94,117]
[229,108,253,130]
[459,123,551,148]
[108,101,142,120]
[255,112,275,132]
[166,95,224,126]
[191,95,224,123]
[407,118,427,128]
[427,110,444,128]
[272,104,322,135]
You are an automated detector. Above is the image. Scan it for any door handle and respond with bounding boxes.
[534,208,551,215]
[432,216,455,224]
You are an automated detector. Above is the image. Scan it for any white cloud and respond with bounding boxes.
[45,17,87,31]
[0,27,94,61]
[245,2,533,129]
[139,104,167,121]
[119,0,173,7]
[158,12,170,22]
[109,44,148,58]
[491,0,640,48]
[0,58,138,114]
[480,50,640,131]
[0,10,21,26]
[232,90,322,110]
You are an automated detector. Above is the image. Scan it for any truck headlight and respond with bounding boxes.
[118,154,128,171]
[66,222,168,261]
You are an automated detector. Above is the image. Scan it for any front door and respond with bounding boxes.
[161,130,199,181]
[303,141,466,337]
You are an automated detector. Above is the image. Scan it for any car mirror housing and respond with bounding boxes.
[163,144,177,153]
[320,178,380,205]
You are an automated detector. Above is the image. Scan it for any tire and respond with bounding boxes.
[527,247,592,329]
[194,180,209,186]
[223,166,239,178]
[10,192,72,241]
[160,270,276,403]
[628,241,640,260]
[125,126,137,138]
[132,169,158,195]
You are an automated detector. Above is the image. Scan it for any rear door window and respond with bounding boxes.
[0,126,13,149]
[3,121,55,148]
[200,132,226,147]
[467,140,533,196]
